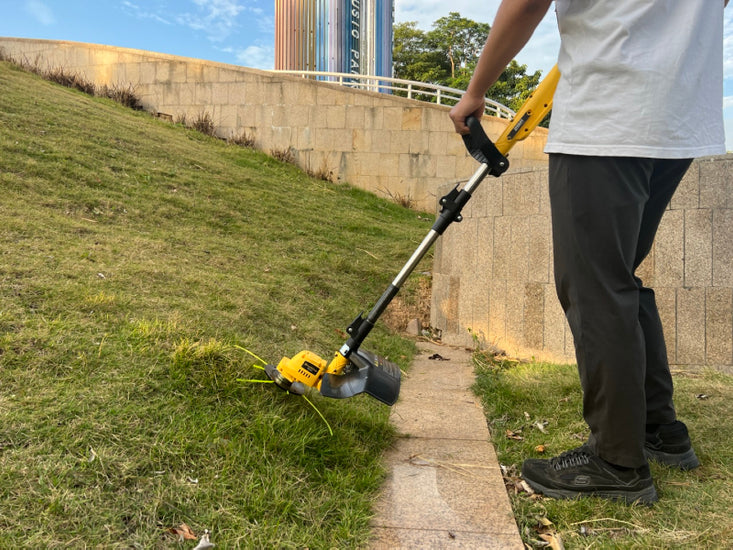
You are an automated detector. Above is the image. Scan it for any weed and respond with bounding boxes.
[99,83,144,110]
[228,129,256,148]
[380,186,415,209]
[270,146,296,164]
[303,157,335,182]
[191,111,216,136]
[0,50,145,112]
[44,67,97,94]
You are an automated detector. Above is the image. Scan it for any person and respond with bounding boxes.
[450,0,727,505]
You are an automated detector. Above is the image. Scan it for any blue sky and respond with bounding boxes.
[1,0,732,150]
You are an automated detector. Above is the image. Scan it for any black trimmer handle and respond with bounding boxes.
[461,116,509,177]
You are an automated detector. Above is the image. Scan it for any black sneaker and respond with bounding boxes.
[645,421,700,470]
[521,445,658,505]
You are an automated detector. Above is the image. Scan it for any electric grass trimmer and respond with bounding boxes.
[265,65,560,405]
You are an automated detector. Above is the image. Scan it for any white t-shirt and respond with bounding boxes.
[545,0,726,159]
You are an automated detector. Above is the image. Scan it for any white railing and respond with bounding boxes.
[269,70,515,120]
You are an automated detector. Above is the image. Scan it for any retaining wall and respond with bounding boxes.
[431,156,733,374]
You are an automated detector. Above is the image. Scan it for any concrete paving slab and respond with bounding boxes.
[389,391,487,441]
[370,342,523,549]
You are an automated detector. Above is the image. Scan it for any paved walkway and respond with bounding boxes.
[369,341,524,549]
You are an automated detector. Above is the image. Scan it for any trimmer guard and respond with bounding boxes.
[320,350,401,405]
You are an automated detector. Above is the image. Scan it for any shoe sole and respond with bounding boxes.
[523,478,659,505]
[644,447,700,470]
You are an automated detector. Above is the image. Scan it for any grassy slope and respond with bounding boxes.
[0,61,431,548]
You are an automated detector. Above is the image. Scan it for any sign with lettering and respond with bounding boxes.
[349,0,361,74]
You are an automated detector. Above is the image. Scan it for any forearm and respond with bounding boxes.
[465,0,553,98]
[450,0,553,133]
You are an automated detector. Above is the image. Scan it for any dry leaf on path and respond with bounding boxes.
[539,532,565,550]
[520,480,535,495]
[505,429,523,440]
[537,516,565,550]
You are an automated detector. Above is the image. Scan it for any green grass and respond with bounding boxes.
[0,61,432,547]
[473,353,733,549]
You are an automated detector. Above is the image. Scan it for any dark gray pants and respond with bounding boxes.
[549,154,693,468]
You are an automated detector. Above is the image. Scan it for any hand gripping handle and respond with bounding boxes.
[460,64,560,176]
[461,116,509,177]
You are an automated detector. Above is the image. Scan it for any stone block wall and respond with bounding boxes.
[431,155,733,374]
[0,37,548,212]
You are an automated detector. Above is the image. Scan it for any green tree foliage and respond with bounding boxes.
[393,13,543,113]
[393,21,448,84]
[489,60,542,113]
[426,13,490,84]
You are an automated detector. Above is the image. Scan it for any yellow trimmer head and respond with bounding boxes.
[265,66,559,406]
[264,348,401,405]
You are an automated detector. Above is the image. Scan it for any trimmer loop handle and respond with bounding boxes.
[461,116,509,177]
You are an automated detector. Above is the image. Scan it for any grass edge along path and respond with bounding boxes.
[473,351,733,549]
[0,60,432,548]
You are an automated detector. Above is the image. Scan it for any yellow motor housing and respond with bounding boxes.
[269,350,351,393]
[272,350,328,391]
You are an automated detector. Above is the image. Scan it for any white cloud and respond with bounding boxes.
[178,0,246,42]
[193,0,245,19]
[235,43,274,70]
[122,0,268,46]
[24,0,55,26]
[122,1,172,25]
[255,13,274,34]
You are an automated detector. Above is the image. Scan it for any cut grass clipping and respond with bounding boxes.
[473,352,733,549]
[0,61,431,547]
